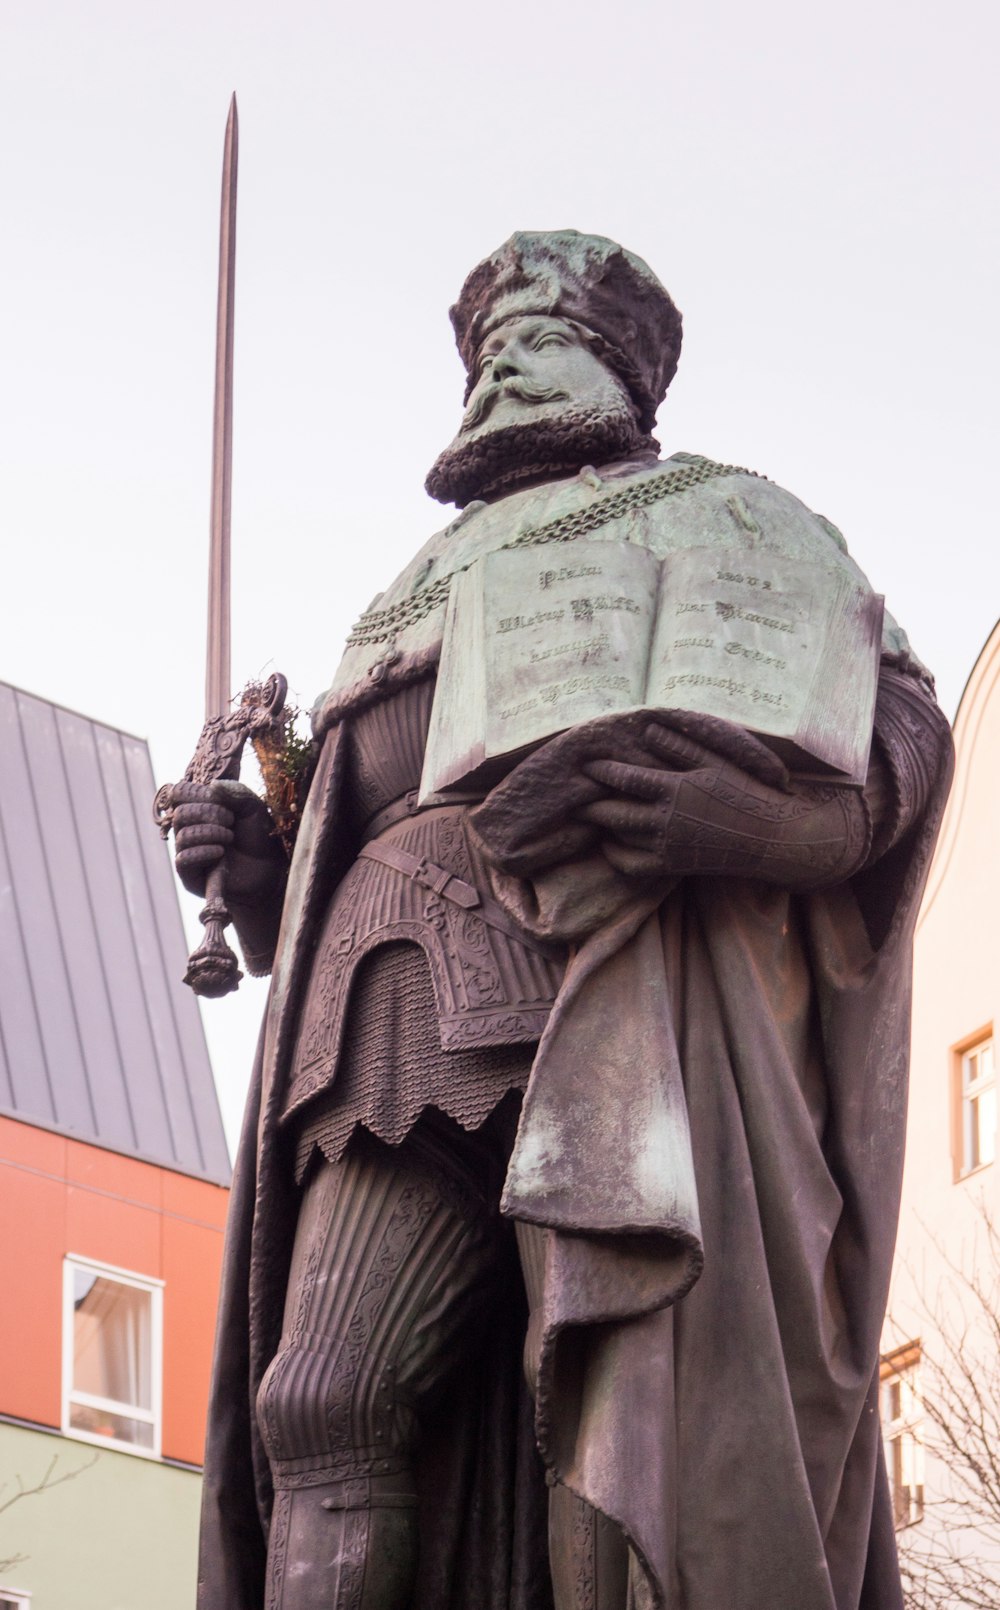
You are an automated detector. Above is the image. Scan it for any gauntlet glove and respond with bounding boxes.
[578,723,873,888]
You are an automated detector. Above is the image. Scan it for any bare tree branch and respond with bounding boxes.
[0,1450,99,1577]
[890,1202,1000,1606]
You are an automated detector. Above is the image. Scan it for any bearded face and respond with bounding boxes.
[425,315,653,507]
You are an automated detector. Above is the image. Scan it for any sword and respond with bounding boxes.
[154,95,286,997]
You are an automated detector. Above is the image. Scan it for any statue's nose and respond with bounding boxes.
[490,347,521,381]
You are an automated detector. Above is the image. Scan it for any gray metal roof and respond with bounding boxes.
[0,680,230,1184]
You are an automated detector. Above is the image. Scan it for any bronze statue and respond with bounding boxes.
[179,232,953,1609]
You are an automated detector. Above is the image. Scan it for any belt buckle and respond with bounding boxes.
[411,855,449,897]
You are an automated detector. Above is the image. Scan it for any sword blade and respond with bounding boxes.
[205,93,238,723]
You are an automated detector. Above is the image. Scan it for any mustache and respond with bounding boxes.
[460,376,571,433]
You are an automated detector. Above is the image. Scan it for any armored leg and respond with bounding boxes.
[548,1484,630,1610]
[257,1118,506,1609]
[517,1222,631,1610]
[264,1478,416,1610]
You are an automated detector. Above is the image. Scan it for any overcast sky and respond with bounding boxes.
[2,0,996,1152]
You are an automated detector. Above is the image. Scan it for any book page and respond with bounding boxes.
[648,549,812,740]
[790,573,883,781]
[646,548,881,781]
[482,541,659,759]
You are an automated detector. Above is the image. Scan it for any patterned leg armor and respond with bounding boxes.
[517,1222,631,1610]
[548,1485,630,1610]
[257,1117,508,1610]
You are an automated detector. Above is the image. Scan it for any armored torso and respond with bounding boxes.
[281,676,565,1178]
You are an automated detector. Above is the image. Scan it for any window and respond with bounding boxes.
[0,1592,32,1608]
[954,1031,996,1178]
[62,1256,162,1458]
[880,1342,924,1528]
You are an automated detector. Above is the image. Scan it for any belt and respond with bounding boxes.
[357,839,562,961]
[360,790,421,844]
[359,840,479,907]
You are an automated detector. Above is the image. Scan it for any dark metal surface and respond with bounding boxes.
[154,674,288,997]
[0,679,229,1183]
[196,231,955,1610]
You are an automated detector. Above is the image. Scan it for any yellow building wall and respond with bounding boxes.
[895,622,1000,1308]
[885,618,1000,1562]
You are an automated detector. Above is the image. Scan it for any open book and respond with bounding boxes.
[419,539,884,803]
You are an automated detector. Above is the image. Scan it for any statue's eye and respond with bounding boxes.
[534,332,568,351]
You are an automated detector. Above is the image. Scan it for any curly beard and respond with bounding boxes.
[425,396,654,508]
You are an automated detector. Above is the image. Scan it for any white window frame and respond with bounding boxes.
[954,1029,996,1179]
[61,1254,163,1460]
[880,1342,924,1529]
[0,1590,33,1608]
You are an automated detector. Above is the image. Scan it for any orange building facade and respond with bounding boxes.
[0,1115,226,1468]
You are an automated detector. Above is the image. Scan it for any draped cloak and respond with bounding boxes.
[196,455,954,1610]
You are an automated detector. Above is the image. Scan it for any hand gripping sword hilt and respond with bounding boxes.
[154,672,288,998]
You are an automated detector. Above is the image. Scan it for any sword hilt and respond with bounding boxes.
[155,672,288,997]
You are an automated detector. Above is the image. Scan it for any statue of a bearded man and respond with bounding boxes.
[180,232,953,1610]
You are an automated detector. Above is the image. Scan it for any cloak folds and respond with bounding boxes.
[196,459,953,1609]
[467,673,953,1609]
